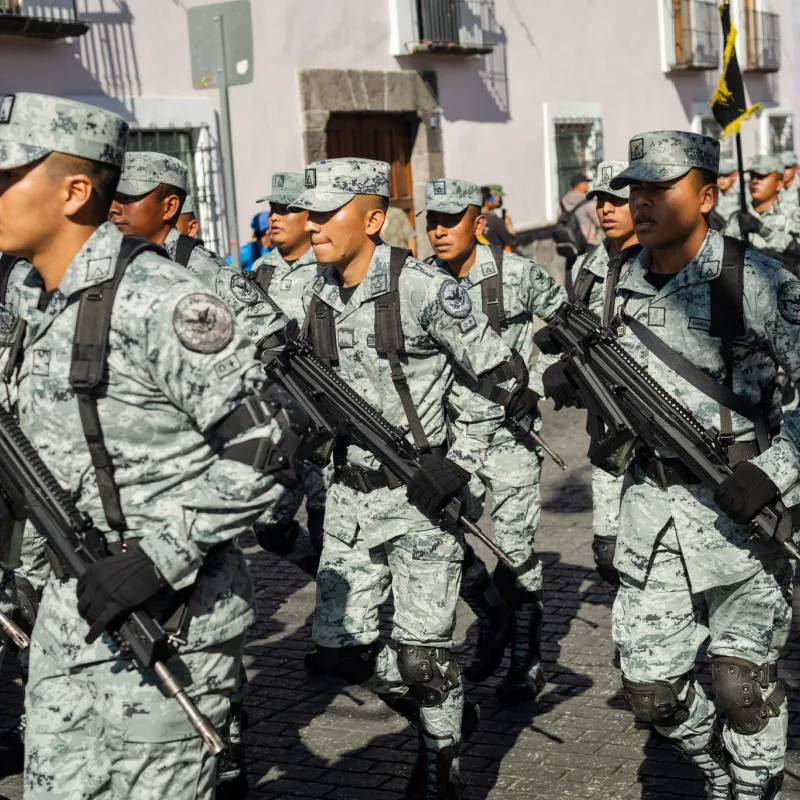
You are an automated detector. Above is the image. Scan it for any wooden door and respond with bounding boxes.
[326,113,415,220]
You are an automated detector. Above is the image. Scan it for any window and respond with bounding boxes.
[743,1,780,72]
[390,0,496,55]
[669,0,720,69]
[0,0,88,39]
[765,114,794,155]
[554,119,603,200]
[700,118,734,161]
[127,128,221,254]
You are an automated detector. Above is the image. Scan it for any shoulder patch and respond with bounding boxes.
[777,282,800,325]
[438,279,472,319]
[230,274,259,305]
[173,294,234,353]
[792,209,800,225]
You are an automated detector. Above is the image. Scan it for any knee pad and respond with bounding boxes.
[306,508,325,554]
[316,642,381,685]
[621,675,695,727]
[12,574,38,637]
[254,520,299,556]
[397,645,459,708]
[493,563,542,609]
[712,656,785,735]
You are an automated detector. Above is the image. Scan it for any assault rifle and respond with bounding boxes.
[0,407,226,754]
[266,324,518,571]
[543,302,800,562]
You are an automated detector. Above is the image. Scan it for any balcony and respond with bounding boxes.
[0,0,88,40]
[410,0,495,55]
[670,0,720,70]
[744,8,780,72]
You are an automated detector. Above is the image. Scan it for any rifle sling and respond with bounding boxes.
[481,245,507,334]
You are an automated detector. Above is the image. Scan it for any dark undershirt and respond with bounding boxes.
[37,289,56,312]
[644,271,674,291]
[339,283,360,305]
[283,258,298,267]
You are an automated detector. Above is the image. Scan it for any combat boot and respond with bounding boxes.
[676,720,731,799]
[495,590,546,703]
[216,701,248,799]
[254,519,299,558]
[0,715,24,778]
[461,585,511,683]
[405,734,461,800]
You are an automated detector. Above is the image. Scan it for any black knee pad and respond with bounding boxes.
[316,642,381,685]
[397,645,459,708]
[493,563,542,609]
[712,656,785,735]
[254,520,299,556]
[621,675,695,727]
[306,508,325,554]
[11,574,38,637]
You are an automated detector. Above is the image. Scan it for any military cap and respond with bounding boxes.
[0,92,128,170]
[290,158,391,212]
[116,151,188,197]
[420,179,482,216]
[780,150,798,168]
[586,161,630,201]
[180,194,195,215]
[609,131,720,189]
[745,154,782,176]
[718,158,738,176]
[257,172,306,205]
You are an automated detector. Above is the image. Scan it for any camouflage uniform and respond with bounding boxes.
[249,172,326,571]
[423,179,567,700]
[291,159,520,797]
[716,158,744,222]
[779,151,798,211]
[605,131,800,798]
[0,94,291,800]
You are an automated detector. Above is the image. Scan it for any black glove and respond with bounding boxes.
[76,548,169,644]
[407,455,470,517]
[713,461,779,525]
[591,535,620,587]
[542,361,581,410]
[533,326,562,356]
[506,387,540,422]
[736,212,762,236]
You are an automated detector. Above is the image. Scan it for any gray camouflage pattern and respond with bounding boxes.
[180,194,194,215]
[117,151,188,197]
[586,160,630,201]
[719,157,738,176]
[745,154,783,176]
[725,197,800,270]
[781,150,798,168]
[290,158,391,212]
[420,178,483,215]
[780,185,800,210]
[0,92,128,170]
[257,171,306,205]
[163,226,288,347]
[716,180,744,220]
[610,131,720,189]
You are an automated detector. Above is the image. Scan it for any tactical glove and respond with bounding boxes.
[713,461,779,525]
[76,548,170,644]
[591,534,620,587]
[506,387,541,423]
[533,326,562,356]
[736,212,762,236]
[407,454,470,517]
[542,361,581,410]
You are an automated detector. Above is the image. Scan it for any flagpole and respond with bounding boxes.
[734,132,749,246]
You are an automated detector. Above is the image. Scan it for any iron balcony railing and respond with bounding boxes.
[744,8,781,72]
[0,0,89,38]
[672,0,720,69]
[414,0,495,55]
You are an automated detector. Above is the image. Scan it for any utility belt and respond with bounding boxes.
[334,439,448,494]
[633,438,762,490]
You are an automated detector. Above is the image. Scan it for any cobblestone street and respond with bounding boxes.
[2,402,800,799]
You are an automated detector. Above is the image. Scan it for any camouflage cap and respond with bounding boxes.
[0,92,128,170]
[718,157,738,176]
[289,158,391,212]
[419,179,482,216]
[609,131,720,190]
[117,151,188,197]
[180,194,195,215]
[745,153,782,176]
[586,161,630,201]
[257,171,306,205]
[780,150,798,168]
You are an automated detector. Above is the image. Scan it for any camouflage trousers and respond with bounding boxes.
[613,522,793,786]
[590,467,624,539]
[464,434,543,592]
[313,526,465,745]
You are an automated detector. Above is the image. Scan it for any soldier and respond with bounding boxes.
[726,153,800,275]
[291,158,530,799]
[421,178,566,702]
[545,130,800,798]
[568,161,639,587]
[715,157,742,223]
[779,150,798,209]
[109,151,288,351]
[0,92,305,799]
[249,172,326,572]
[176,192,199,237]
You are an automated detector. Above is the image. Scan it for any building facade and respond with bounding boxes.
[1,0,797,257]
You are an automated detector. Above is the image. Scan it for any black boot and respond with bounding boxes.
[677,720,731,799]
[0,715,25,778]
[254,520,299,557]
[405,735,461,800]
[495,591,546,704]
[216,701,248,799]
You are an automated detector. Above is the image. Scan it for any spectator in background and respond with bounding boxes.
[380,205,418,256]
[558,172,601,248]
[227,211,273,271]
[480,185,517,251]
[176,193,200,238]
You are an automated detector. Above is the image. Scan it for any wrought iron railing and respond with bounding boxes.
[0,0,88,37]
[554,119,604,201]
[415,0,495,54]
[1,0,79,21]
[744,8,780,72]
[672,0,720,69]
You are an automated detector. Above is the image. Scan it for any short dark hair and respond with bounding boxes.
[691,168,718,190]
[156,183,187,226]
[571,172,589,188]
[481,186,492,204]
[47,153,120,225]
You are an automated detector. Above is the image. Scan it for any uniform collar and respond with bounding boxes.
[162,226,180,259]
[266,244,318,271]
[434,244,496,287]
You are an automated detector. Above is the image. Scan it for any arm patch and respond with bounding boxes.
[173,294,235,353]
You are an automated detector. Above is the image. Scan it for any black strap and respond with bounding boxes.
[68,236,166,531]
[0,254,20,307]
[374,247,430,452]
[481,245,507,334]
[572,245,601,306]
[603,244,643,326]
[251,262,275,294]
[174,233,202,267]
[305,293,339,366]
